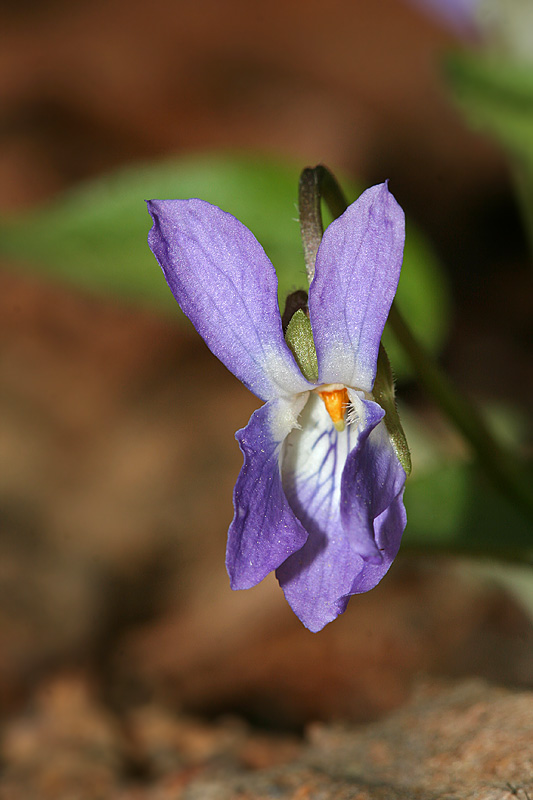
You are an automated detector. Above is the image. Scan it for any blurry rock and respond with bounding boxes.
[155,680,533,800]
[120,559,533,728]
[0,672,302,799]
[2,675,531,799]
[127,704,301,778]
[0,673,126,800]
[305,679,533,800]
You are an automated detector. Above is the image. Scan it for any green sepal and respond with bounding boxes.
[373,344,412,476]
[284,309,319,383]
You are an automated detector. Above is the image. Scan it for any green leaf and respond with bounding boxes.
[0,155,305,311]
[445,52,533,252]
[445,51,533,159]
[0,154,449,377]
[403,461,533,561]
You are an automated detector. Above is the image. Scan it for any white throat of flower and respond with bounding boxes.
[312,383,351,432]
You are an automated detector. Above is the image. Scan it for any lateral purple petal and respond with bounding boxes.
[349,491,406,595]
[226,396,309,590]
[340,399,407,592]
[147,199,312,402]
[308,183,405,392]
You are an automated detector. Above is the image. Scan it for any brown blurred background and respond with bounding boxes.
[0,0,532,746]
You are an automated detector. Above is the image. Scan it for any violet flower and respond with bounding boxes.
[147,182,408,632]
[408,0,533,63]
[407,0,480,34]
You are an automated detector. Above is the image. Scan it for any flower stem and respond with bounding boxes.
[298,165,533,521]
[298,166,349,283]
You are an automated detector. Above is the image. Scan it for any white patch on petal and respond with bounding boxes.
[269,392,309,443]
[345,388,368,427]
[263,346,314,397]
[319,341,374,394]
[281,393,366,536]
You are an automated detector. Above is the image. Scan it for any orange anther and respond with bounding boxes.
[318,388,349,431]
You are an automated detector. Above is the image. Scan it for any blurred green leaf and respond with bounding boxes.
[445,51,533,158]
[445,52,533,250]
[404,461,533,561]
[383,222,449,378]
[0,153,449,377]
[0,155,303,311]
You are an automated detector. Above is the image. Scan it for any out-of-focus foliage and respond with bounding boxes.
[404,461,533,561]
[446,52,533,161]
[0,154,448,379]
[445,52,533,248]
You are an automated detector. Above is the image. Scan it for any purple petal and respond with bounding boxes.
[405,0,480,35]
[147,199,312,402]
[227,395,309,590]
[308,183,405,392]
[276,394,406,632]
[274,394,375,631]
[341,397,407,593]
[348,490,406,595]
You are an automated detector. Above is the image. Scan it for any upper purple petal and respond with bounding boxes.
[275,394,364,631]
[276,394,406,632]
[308,183,405,392]
[147,199,312,401]
[226,395,309,590]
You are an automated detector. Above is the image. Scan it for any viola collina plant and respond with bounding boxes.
[147,179,410,631]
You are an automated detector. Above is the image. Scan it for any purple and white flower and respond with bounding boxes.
[147,182,408,632]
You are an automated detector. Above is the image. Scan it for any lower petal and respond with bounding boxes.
[226,395,309,590]
[276,394,369,632]
[276,394,406,632]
